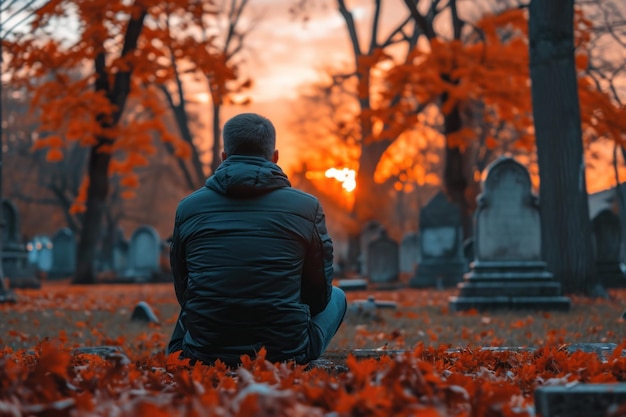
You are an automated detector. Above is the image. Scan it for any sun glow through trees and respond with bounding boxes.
[325,168,357,192]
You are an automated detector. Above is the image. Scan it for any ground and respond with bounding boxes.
[1,282,626,416]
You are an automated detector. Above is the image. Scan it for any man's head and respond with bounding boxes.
[222,113,278,162]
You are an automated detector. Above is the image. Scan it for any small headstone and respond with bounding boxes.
[592,209,626,287]
[352,296,397,310]
[449,157,570,312]
[535,384,626,417]
[50,228,77,279]
[72,345,131,365]
[399,232,419,274]
[337,278,368,291]
[358,221,384,275]
[125,225,161,281]
[411,191,466,288]
[28,236,53,273]
[367,230,399,283]
[131,301,160,324]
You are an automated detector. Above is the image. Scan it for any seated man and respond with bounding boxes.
[167,112,347,366]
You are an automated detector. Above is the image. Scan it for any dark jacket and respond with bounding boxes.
[169,155,333,366]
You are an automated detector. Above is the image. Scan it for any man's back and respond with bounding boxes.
[170,155,333,365]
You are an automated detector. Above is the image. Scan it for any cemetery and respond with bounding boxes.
[2,0,626,415]
[3,155,626,415]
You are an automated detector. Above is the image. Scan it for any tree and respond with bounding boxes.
[529,0,596,294]
[3,0,220,284]
[160,0,255,190]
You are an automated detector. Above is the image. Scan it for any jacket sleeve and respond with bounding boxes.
[301,202,334,315]
[170,210,188,307]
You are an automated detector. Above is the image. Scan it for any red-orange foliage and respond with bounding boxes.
[2,0,231,209]
[384,8,625,152]
[3,339,626,416]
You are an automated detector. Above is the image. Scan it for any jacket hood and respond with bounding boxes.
[205,155,291,197]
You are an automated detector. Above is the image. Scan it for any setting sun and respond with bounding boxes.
[325,168,356,192]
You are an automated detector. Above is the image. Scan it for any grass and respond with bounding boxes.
[2,280,625,358]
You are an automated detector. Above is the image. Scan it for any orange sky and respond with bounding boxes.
[189,0,624,195]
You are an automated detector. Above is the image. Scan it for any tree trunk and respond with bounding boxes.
[72,8,147,284]
[443,105,473,239]
[211,103,222,175]
[529,0,596,294]
[74,144,111,283]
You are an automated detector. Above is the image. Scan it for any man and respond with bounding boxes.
[167,112,347,366]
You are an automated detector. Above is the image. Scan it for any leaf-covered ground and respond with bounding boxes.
[2,282,626,416]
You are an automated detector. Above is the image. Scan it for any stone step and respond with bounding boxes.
[448,295,571,312]
[463,271,555,282]
[456,281,562,297]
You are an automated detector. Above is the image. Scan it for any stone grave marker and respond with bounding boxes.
[337,278,368,291]
[449,157,570,311]
[50,227,77,279]
[367,230,399,283]
[399,232,419,274]
[1,199,37,288]
[359,221,384,276]
[113,231,130,277]
[28,235,53,273]
[131,301,160,324]
[535,384,626,417]
[126,225,161,281]
[410,191,466,288]
[592,209,626,287]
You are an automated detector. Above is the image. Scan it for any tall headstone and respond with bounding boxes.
[399,232,419,274]
[1,199,37,288]
[449,157,570,311]
[359,221,384,276]
[50,228,77,279]
[367,230,400,283]
[592,209,626,287]
[410,191,466,288]
[126,225,161,282]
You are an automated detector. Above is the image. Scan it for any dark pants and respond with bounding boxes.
[167,286,348,362]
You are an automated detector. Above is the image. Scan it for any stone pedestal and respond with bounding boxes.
[449,260,571,311]
[598,262,626,288]
[411,258,466,288]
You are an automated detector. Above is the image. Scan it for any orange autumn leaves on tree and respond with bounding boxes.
[383,8,625,153]
[2,0,232,210]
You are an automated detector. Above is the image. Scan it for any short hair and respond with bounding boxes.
[222,113,276,160]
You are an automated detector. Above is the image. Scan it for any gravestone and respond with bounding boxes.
[535,384,626,417]
[1,199,37,289]
[112,228,130,276]
[592,209,626,287]
[399,232,419,274]
[130,301,160,324]
[410,191,466,288]
[359,221,384,276]
[28,235,53,273]
[337,278,368,291]
[125,225,161,282]
[367,230,399,283]
[50,228,77,279]
[449,157,570,311]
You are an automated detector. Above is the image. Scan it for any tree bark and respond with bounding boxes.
[529,0,597,294]
[211,103,222,175]
[443,104,473,239]
[73,7,147,284]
